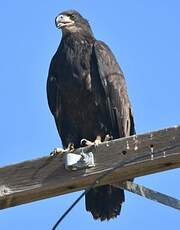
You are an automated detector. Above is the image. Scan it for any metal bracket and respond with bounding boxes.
[64,150,95,171]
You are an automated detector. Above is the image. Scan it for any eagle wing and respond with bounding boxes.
[93,41,135,137]
[46,55,62,135]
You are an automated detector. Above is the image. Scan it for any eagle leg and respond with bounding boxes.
[50,143,75,156]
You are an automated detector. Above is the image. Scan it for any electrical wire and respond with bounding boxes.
[51,143,180,230]
[52,190,87,230]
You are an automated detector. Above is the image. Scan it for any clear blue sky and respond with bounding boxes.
[0,1,179,229]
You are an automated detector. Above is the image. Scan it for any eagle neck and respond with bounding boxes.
[61,32,94,44]
[57,34,94,57]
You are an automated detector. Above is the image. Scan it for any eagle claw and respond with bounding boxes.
[81,134,112,147]
[50,143,75,156]
[80,137,102,147]
[50,147,66,156]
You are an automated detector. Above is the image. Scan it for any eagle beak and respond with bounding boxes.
[55,14,74,29]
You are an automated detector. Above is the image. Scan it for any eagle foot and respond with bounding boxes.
[80,137,101,147]
[104,134,113,141]
[81,139,96,147]
[81,134,112,147]
[50,143,75,156]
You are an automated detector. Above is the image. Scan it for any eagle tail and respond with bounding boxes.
[85,185,125,221]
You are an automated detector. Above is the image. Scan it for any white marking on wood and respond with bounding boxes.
[126,141,130,150]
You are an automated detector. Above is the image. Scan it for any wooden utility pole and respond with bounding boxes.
[0,125,180,210]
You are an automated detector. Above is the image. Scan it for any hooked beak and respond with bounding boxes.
[55,14,74,29]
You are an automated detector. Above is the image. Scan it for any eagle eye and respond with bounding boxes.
[70,14,76,20]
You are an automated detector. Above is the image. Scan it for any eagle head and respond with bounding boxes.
[55,10,93,35]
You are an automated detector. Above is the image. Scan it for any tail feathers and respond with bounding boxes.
[85,185,125,221]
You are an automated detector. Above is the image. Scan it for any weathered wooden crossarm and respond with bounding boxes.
[0,125,180,210]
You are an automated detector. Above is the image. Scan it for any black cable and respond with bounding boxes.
[52,191,86,230]
[51,143,180,229]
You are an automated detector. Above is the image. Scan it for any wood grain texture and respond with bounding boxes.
[0,125,180,210]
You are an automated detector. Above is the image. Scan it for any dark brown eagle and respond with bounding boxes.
[47,10,135,221]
